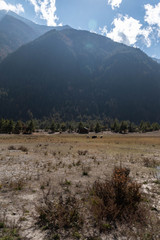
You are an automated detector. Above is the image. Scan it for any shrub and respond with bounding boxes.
[89,167,144,226]
[9,177,25,191]
[18,146,28,152]
[36,189,83,235]
[8,146,16,151]
[78,150,88,156]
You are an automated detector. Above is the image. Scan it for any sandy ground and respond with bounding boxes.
[0,132,160,239]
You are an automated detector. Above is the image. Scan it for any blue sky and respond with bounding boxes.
[0,0,160,58]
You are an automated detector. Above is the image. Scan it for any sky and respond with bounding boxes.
[0,0,160,58]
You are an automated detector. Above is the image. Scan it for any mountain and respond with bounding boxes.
[0,10,70,61]
[0,28,160,122]
[0,14,38,61]
[153,58,160,64]
[7,11,71,35]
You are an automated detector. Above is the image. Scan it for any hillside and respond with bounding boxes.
[0,14,38,61]
[0,10,70,61]
[0,28,160,122]
[153,57,160,64]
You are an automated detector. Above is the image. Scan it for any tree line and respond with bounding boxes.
[0,119,35,134]
[0,118,160,134]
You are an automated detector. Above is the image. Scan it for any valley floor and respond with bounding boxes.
[0,132,160,239]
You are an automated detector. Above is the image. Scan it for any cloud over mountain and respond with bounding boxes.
[100,15,151,47]
[28,0,60,26]
[0,0,24,14]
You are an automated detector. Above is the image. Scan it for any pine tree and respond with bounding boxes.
[77,122,83,133]
[61,123,66,132]
[7,120,14,134]
[50,121,55,133]
[95,122,101,133]
[14,121,23,134]
[26,120,35,134]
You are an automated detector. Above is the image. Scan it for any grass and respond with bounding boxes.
[0,133,160,239]
[36,188,83,237]
[0,214,20,240]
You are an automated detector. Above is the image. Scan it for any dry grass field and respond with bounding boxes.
[0,132,160,240]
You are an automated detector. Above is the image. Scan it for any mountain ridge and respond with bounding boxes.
[0,28,160,122]
[0,10,71,62]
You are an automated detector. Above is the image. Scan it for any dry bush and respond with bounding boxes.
[18,146,28,152]
[8,145,17,150]
[78,150,88,156]
[89,167,146,228]
[143,158,159,168]
[36,188,83,236]
[9,177,25,191]
[82,166,91,176]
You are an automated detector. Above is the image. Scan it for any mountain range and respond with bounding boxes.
[0,10,70,62]
[0,11,160,123]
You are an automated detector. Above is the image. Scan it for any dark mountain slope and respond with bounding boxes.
[0,10,71,61]
[0,14,37,61]
[0,28,160,122]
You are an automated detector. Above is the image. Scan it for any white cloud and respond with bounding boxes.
[144,2,160,28]
[28,0,60,26]
[0,0,24,14]
[99,25,108,36]
[108,0,122,10]
[101,15,152,47]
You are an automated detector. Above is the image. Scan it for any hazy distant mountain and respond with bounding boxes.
[0,10,71,61]
[152,58,160,64]
[0,28,160,122]
[7,11,71,35]
[0,14,38,61]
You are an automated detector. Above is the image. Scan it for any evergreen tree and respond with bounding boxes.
[77,122,84,133]
[128,122,136,133]
[0,118,5,133]
[14,121,23,134]
[50,121,55,133]
[61,123,66,132]
[119,121,128,134]
[56,123,60,132]
[95,122,101,133]
[7,120,14,134]
[89,123,94,132]
[111,119,120,133]
[151,122,160,131]
[26,120,35,134]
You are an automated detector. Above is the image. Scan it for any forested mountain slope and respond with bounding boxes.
[0,28,160,122]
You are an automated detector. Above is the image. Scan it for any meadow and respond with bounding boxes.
[0,132,159,239]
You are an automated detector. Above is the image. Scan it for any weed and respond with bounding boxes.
[9,178,25,191]
[89,167,145,228]
[51,233,60,240]
[143,158,158,168]
[0,214,21,240]
[153,180,160,184]
[36,188,83,236]
[18,146,28,153]
[78,150,88,156]
[82,166,90,176]
[8,146,16,151]
[73,231,81,239]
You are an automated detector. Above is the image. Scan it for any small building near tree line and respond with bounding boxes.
[77,127,89,134]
